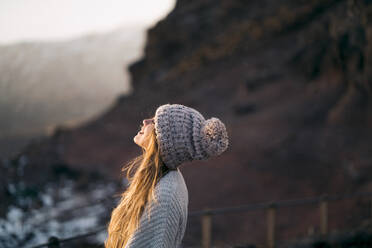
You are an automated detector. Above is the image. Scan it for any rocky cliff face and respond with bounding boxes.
[3,0,372,246]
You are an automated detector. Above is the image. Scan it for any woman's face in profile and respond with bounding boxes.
[133,118,155,149]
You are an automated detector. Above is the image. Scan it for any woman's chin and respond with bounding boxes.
[133,135,139,145]
[133,135,143,146]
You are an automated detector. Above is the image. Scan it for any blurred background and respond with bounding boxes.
[1,0,372,247]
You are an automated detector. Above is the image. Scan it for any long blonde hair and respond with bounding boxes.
[105,128,166,248]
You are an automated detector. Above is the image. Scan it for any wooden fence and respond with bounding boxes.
[188,191,372,248]
[31,191,372,248]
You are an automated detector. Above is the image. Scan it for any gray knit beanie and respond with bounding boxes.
[154,104,229,169]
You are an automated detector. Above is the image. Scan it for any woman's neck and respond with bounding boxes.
[161,163,176,177]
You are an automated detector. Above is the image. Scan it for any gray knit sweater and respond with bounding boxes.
[125,168,188,248]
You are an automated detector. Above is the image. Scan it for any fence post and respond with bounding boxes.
[48,236,60,248]
[307,226,315,236]
[201,209,212,248]
[319,195,328,235]
[266,202,276,248]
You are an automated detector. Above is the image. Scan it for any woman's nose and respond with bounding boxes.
[143,119,154,125]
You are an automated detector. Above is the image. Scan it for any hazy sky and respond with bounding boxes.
[0,0,175,44]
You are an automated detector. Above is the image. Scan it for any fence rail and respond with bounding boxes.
[30,191,372,248]
[30,227,106,248]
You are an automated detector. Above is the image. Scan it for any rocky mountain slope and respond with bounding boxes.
[2,0,372,246]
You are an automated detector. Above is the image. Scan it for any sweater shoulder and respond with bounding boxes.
[154,169,188,203]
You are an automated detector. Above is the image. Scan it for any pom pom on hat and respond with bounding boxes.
[200,117,229,157]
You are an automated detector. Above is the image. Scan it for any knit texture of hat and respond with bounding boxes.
[154,104,229,169]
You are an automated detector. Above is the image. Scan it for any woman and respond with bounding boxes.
[105,103,229,248]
